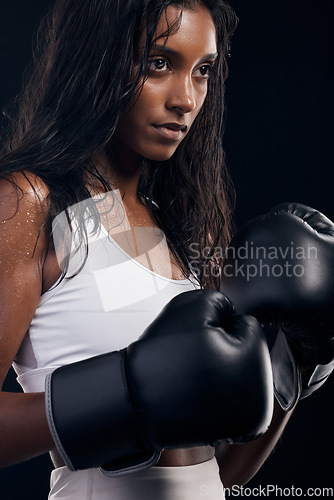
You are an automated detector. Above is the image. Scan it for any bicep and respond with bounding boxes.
[0,268,43,387]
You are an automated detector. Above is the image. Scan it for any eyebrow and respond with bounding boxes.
[150,44,218,64]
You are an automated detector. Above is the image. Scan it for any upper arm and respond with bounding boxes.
[0,172,50,387]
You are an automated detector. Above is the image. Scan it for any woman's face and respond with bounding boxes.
[115,4,217,163]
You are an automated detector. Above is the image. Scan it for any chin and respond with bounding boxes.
[143,145,180,162]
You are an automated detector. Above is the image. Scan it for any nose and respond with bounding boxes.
[166,74,196,114]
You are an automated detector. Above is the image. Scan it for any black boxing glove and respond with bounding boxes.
[45,289,273,476]
[220,202,334,411]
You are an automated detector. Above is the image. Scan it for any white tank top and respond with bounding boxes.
[13,192,199,393]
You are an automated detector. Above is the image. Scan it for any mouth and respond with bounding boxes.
[153,122,188,141]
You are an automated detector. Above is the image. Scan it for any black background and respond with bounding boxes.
[0,0,333,498]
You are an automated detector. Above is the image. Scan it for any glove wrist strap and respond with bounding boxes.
[45,350,160,476]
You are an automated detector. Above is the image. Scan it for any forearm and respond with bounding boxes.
[215,397,294,487]
[0,392,55,467]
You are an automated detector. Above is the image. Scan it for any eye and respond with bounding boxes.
[147,58,169,72]
[194,64,213,79]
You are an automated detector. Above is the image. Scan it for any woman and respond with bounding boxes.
[0,0,294,498]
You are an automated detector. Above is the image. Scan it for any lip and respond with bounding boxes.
[153,122,188,141]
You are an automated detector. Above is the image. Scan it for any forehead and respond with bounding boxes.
[140,4,217,56]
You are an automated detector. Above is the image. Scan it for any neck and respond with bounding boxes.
[92,145,144,202]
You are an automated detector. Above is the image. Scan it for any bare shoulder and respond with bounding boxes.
[0,170,51,255]
[0,171,51,385]
[0,170,50,219]
[0,170,51,296]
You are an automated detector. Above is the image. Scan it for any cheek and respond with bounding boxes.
[199,82,209,106]
[127,87,158,129]
[138,82,165,110]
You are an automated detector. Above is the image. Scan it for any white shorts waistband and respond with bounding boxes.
[49,457,225,500]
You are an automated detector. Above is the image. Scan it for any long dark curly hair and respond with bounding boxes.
[0,0,238,289]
